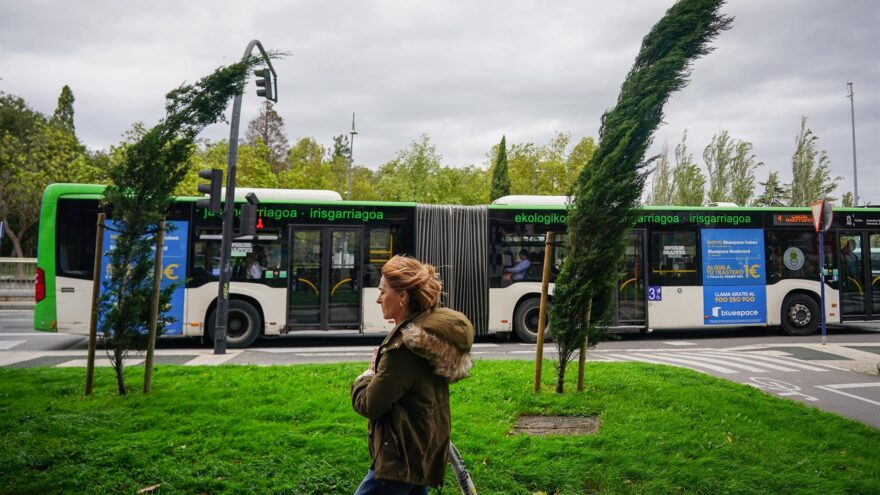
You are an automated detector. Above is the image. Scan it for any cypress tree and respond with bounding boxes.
[549,0,732,392]
[489,135,510,201]
[100,55,267,394]
[51,85,76,133]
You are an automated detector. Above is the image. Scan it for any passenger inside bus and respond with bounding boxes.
[245,245,267,280]
[502,249,532,284]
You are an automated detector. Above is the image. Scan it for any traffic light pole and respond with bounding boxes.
[214,39,277,354]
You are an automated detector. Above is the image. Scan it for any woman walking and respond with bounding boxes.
[352,255,474,494]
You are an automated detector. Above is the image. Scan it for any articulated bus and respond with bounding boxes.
[34,184,880,346]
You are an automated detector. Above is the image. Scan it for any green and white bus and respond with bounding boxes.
[34,184,880,346]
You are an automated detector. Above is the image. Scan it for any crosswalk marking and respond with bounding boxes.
[659,352,768,372]
[604,350,832,375]
[686,352,799,372]
[663,341,697,346]
[623,353,740,374]
[699,351,830,372]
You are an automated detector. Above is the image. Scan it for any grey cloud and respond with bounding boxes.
[1,0,877,202]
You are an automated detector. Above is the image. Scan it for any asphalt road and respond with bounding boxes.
[3,309,879,428]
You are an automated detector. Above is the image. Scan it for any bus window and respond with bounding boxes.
[192,231,285,288]
[649,230,700,285]
[765,230,834,284]
[366,227,403,287]
[56,199,98,279]
[490,227,551,286]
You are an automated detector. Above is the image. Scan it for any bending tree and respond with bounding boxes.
[549,0,731,392]
[100,56,265,394]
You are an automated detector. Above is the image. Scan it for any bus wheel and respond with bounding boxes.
[207,300,262,348]
[781,294,818,336]
[513,298,551,343]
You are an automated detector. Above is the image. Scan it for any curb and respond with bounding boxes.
[0,304,34,310]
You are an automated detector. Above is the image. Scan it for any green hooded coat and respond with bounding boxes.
[351,307,474,486]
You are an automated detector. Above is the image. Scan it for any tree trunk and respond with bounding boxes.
[113,346,127,395]
[555,360,567,394]
[2,222,24,258]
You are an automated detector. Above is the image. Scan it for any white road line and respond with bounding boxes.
[663,341,697,346]
[626,353,739,374]
[815,386,880,407]
[0,332,72,337]
[592,347,718,353]
[184,352,241,366]
[472,343,499,348]
[0,340,25,350]
[666,352,769,372]
[822,382,880,390]
[57,358,145,368]
[249,346,378,353]
[699,351,831,371]
[293,352,371,357]
[690,352,799,372]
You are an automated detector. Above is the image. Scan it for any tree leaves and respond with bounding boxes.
[550,0,732,392]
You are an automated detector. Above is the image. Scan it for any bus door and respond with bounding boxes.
[287,226,364,330]
[839,231,880,320]
[614,229,647,326]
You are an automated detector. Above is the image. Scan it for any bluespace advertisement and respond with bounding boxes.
[701,229,766,325]
[99,221,188,335]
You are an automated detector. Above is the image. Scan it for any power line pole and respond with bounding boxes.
[846,82,859,206]
[346,113,357,200]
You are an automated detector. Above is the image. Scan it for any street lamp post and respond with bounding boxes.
[846,82,858,207]
[214,40,278,354]
[346,113,357,200]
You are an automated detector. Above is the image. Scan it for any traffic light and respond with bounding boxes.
[196,169,222,215]
[238,192,261,237]
[255,68,274,101]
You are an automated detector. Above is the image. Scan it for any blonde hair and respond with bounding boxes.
[381,255,442,312]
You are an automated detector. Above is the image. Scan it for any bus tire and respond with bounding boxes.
[513,298,551,343]
[781,294,819,336]
[206,300,262,348]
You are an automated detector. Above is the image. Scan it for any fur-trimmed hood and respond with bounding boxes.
[401,307,474,383]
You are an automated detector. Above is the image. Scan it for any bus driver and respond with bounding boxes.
[502,249,531,282]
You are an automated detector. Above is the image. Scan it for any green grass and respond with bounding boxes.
[1,361,878,495]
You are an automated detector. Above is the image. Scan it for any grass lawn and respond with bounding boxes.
[1,361,878,495]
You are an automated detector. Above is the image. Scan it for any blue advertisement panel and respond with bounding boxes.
[701,229,766,325]
[99,221,188,335]
[703,285,766,325]
[701,229,765,286]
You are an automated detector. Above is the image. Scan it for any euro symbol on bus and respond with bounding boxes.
[164,263,179,280]
[745,264,760,278]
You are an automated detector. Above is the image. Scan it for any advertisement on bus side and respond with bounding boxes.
[99,220,188,335]
[701,229,766,324]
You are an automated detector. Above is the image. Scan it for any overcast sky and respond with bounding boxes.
[2,0,878,204]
